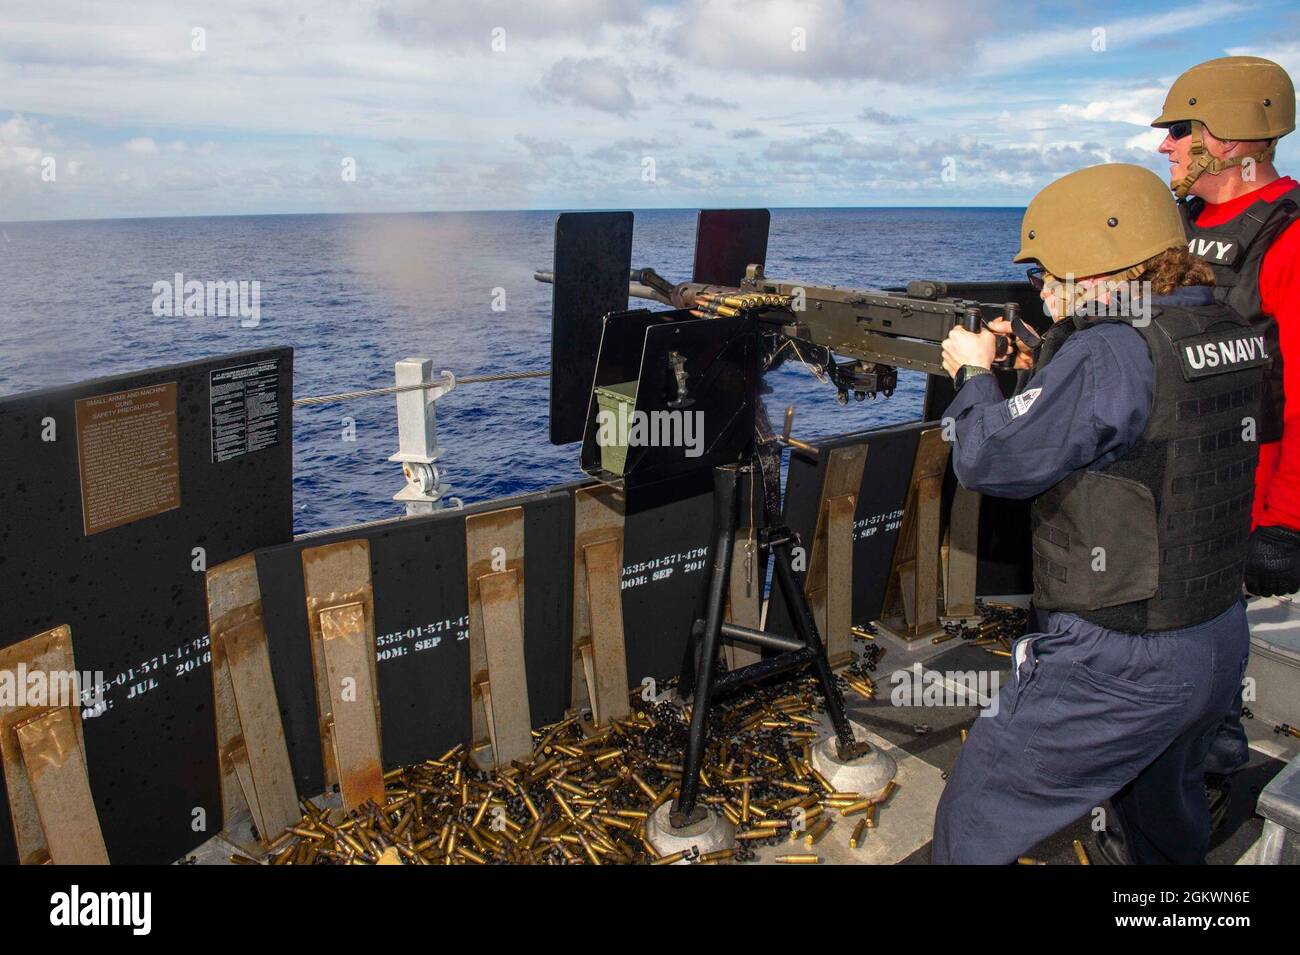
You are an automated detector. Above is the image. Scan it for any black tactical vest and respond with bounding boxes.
[1180,185,1300,443]
[1030,301,1266,633]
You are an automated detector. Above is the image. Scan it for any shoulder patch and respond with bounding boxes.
[1007,388,1042,419]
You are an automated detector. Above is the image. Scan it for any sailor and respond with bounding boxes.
[1151,55,1300,825]
[931,163,1263,864]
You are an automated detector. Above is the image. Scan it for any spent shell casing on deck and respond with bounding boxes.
[803,818,831,846]
[840,798,874,816]
[849,817,868,848]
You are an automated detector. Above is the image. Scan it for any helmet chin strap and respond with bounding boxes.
[1172,120,1278,198]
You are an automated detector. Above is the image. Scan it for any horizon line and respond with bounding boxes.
[0,203,1029,227]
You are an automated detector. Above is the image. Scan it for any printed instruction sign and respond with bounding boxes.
[75,383,181,536]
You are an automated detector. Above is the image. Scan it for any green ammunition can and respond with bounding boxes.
[593,380,638,475]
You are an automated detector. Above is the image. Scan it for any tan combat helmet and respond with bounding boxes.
[1152,55,1296,197]
[1014,164,1185,316]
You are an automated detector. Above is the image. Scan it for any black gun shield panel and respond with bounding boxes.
[767,421,927,640]
[693,209,770,287]
[619,476,716,689]
[255,490,573,795]
[586,313,756,489]
[550,212,634,446]
[0,348,293,865]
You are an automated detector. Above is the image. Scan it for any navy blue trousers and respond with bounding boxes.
[932,601,1249,864]
[1202,686,1250,775]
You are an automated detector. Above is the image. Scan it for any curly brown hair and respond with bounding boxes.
[1138,246,1216,295]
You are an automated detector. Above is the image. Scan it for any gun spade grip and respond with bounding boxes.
[961,308,982,333]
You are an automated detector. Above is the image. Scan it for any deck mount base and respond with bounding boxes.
[646,801,735,862]
[811,721,897,801]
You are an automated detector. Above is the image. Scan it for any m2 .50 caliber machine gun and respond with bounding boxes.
[583,263,1015,400]
[538,209,1040,833]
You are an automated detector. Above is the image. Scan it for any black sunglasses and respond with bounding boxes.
[1026,266,1047,291]
[1167,120,1194,140]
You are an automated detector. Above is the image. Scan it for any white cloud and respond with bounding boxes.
[1055,86,1168,127]
[372,0,644,46]
[515,134,573,159]
[975,1,1248,74]
[0,0,1292,219]
[1126,129,1167,151]
[539,57,636,114]
[665,0,987,82]
[0,115,47,172]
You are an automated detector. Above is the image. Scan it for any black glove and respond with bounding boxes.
[1244,526,1300,597]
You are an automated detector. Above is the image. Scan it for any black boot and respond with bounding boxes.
[1206,772,1232,833]
[1090,826,1132,865]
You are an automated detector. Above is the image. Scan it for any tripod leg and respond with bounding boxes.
[770,537,868,758]
[672,464,738,826]
[678,615,707,700]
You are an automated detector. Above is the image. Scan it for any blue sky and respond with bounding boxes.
[1,0,1298,221]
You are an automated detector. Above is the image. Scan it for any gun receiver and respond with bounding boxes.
[535,263,994,402]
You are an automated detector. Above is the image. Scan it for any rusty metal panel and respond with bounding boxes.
[319,601,384,808]
[206,553,298,845]
[15,708,108,865]
[584,538,631,724]
[944,485,982,621]
[477,572,532,765]
[0,625,108,865]
[806,443,868,668]
[572,485,630,723]
[466,506,532,767]
[302,539,383,808]
[878,427,951,641]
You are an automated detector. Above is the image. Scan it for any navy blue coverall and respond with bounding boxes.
[931,289,1251,864]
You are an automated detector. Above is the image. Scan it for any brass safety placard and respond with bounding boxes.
[74,382,181,536]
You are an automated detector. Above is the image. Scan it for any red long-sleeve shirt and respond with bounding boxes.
[1194,176,1300,531]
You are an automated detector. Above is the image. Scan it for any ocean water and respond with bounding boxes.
[0,208,1024,533]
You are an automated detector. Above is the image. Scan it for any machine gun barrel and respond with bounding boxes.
[530,268,676,306]
[535,264,995,384]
